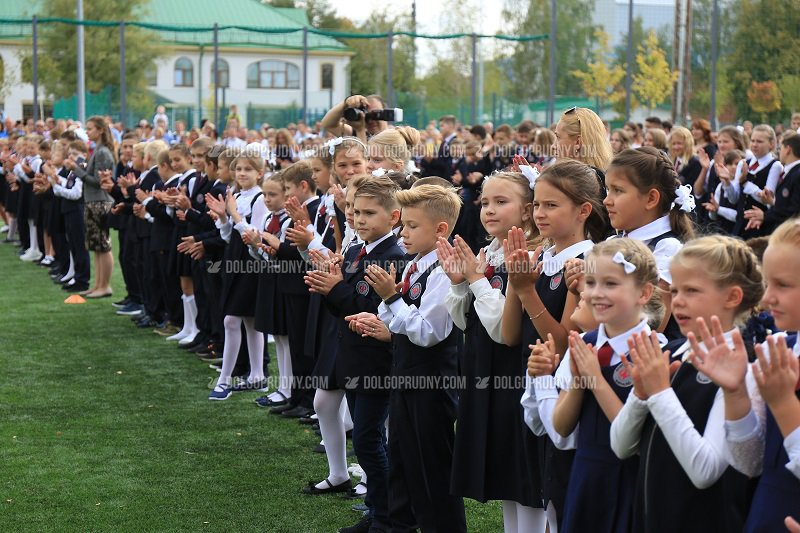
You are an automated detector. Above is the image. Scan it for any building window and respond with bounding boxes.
[21,55,33,84]
[211,59,229,88]
[246,60,299,89]
[174,57,193,87]
[23,102,53,121]
[145,63,157,87]
[321,63,333,90]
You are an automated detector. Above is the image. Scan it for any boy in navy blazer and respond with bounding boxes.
[748,132,800,233]
[305,176,405,533]
[367,184,467,532]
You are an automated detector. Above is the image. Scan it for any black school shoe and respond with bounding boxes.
[338,515,372,533]
[269,403,295,415]
[63,281,90,293]
[302,477,352,495]
[281,406,313,418]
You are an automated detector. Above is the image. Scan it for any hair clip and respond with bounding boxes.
[672,184,696,213]
[519,165,539,190]
[406,160,420,175]
[612,251,636,274]
[371,168,387,177]
[327,137,344,156]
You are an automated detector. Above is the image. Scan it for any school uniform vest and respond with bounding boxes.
[734,159,778,237]
[219,191,264,317]
[764,164,800,233]
[562,329,637,533]
[633,346,748,533]
[391,262,461,384]
[745,334,800,532]
[255,210,291,335]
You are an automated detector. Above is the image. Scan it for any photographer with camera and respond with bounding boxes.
[321,94,402,143]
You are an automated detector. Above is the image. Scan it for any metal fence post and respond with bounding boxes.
[119,21,126,125]
[302,27,308,121]
[32,16,39,122]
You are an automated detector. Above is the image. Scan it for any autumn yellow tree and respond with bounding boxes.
[632,31,678,113]
[748,80,782,121]
[571,30,626,111]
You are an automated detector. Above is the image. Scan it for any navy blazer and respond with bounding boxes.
[763,163,800,232]
[325,235,404,393]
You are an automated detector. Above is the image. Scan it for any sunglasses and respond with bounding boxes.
[563,107,581,138]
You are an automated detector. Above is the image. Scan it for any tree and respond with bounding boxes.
[748,80,781,121]
[779,75,800,114]
[725,0,800,121]
[571,30,625,112]
[20,0,164,116]
[632,31,677,113]
[502,0,597,101]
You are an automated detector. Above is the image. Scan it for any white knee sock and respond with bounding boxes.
[7,217,16,239]
[502,501,519,533]
[182,295,198,337]
[219,315,243,386]
[314,389,349,488]
[545,501,559,533]
[63,252,75,280]
[168,294,194,341]
[243,317,264,382]
[273,335,292,397]
[341,396,354,433]
[515,502,546,533]
[28,220,39,253]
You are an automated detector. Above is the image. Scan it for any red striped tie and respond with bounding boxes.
[353,246,367,267]
[749,160,759,172]
[401,262,417,294]
[597,344,614,367]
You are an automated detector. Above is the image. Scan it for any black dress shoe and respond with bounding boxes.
[298,413,318,425]
[313,443,326,453]
[180,336,207,350]
[64,282,89,293]
[338,515,372,533]
[269,403,295,415]
[302,477,352,495]
[281,406,313,418]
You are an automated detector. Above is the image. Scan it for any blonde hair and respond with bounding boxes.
[769,217,800,248]
[673,235,764,322]
[395,184,462,234]
[483,171,539,245]
[558,107,613,170]
[232,152,266,174]
[752,124,777,147]
[645,128,667,150]
[332,136,368,164]
[144,140,169,162]
[588,238,663,323]
[668,126,695,162]
[348,174,371,193]
[354,175,400,212]
[133,142,147,158]
[368,126,420,169]
[611,128,632,151]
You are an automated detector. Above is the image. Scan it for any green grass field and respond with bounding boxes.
[0,236,502,532]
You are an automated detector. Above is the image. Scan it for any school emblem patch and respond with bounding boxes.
[489,275,503,290]
[408,282,422,300]
[356,281,370,296]
[613,362,633,388]
[696,371,712,385]
[783,188,790,198]
[550,272,563,291]
[196,194,205,204]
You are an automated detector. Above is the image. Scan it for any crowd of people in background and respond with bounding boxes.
[1,97,799,533]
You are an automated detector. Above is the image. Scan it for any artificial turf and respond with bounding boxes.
[0,236,503,532]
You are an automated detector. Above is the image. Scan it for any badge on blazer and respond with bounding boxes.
[356,281,370,296]
[696,371,712,385]
[613,363,633,388]
[550,272,563,291]
[783,188,790,198]
[409,282,422,300]
[196,193,205,204]
[489,275,503,290]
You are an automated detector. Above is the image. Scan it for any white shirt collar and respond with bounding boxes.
[484,238,505,267]
[165,173,182,186]
[795,334,800,357]
[365,232,395,254]
[623,214,671,241]
[541,240,594,277]
[301,196,317,208]
[674,328,738,361]
[783,160,800,175]
[181,168,196,179]
[596,319,651,360]
[754,153,774,170]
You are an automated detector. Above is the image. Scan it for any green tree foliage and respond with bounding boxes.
[502,0,597,100]
[571,30,625,111]
[725,0,800,121]
[20,0,164,114]
[632,31,677,112]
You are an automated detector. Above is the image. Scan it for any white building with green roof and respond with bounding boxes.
[0,0,352,127]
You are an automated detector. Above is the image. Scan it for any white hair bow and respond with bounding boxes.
[672,184,696,213]
[371,168,387,177]
[406,160,420,175]
[519,164,539,190]
[327,137,344,156]
[612,251,637,274]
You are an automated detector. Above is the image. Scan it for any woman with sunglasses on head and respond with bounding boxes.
[554,106,613,199]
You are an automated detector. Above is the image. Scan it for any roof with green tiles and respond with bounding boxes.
[0,0,348,51]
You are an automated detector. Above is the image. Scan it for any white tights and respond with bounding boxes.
[219,315,264,386]
[501,501,546,533]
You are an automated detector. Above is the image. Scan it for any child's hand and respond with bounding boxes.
[225,189,241,223]
[285,196,309,225]
[504,226,542,293]
[261,231,280,250]
[242,228,261,247]
[175,187,192,210]
[205,192,227,221]
[688,316,748,393]
[135,188,150,203]
[527,333,559,377]
[365,263,398,301]
[715,162,731,184]
[330,184,346,212]
[628,330,678,398]
[760,188,775,206]
[564,258,585,296]
[744,207,764,232]
[436,237,466,285]
[189,241,205,260]
[453,236,485,284]
[286,223,313,250]
[569,331,602,381]
[752,334,800,408]
[345,312,391,342]
[304,262,343,295]
[110,202,125,215]
[177,235,195,253]
[702,195,719,213]
[697,146,710,168]
[132,203,145,219]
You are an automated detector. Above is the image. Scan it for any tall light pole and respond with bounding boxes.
[77,0,86,123]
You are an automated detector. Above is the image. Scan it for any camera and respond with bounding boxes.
[343,107,404,123]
